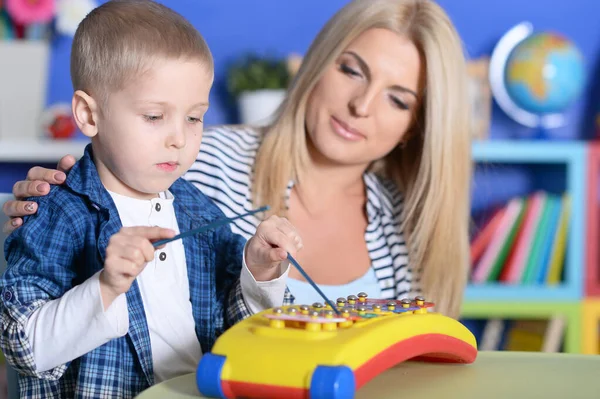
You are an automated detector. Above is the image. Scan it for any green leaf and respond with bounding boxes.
[226,53,291,97]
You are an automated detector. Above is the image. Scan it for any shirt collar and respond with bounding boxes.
[64,143,184,213]
[63,143,115,210]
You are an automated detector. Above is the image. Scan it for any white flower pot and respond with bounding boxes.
[0,41,50,140]
[237,89,286,126]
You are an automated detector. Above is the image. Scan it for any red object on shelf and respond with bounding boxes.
[41,103,77,140]
[48,114,76,139]
[586,142,600,296]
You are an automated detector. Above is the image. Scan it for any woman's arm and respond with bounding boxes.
[2,155,76,233]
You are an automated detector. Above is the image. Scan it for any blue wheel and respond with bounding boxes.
[309,365,355,399]
[196,353,227,399]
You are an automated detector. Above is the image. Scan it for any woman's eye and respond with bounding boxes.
[340,63,361,77]
[390,96,409,110]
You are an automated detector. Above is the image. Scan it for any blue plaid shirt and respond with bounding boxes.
[1,144,252,398]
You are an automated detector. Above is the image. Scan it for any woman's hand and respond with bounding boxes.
[2,155,76,233]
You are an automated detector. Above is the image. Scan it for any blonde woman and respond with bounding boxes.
[3,0,472,318]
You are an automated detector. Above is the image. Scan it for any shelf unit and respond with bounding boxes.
[465,140,587,302]
[582,299,600,354]
[0,138,88,163]
[461,301,581,353]
[461,140,588,354]
[585,143,600,296]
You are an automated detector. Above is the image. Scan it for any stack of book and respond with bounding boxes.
[470,191,571,285]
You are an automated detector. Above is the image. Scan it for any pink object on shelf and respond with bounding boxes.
[6,0,55,25]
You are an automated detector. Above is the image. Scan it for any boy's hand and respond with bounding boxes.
[99,226,175,309]
[245,215,303,281]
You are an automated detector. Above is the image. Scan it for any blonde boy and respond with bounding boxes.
[0,1,299,397]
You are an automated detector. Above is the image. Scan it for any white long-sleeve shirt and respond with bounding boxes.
[24,189,289,382]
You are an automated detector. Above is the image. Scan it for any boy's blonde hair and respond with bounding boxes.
[253,0,472,318]
[71,0,213,105]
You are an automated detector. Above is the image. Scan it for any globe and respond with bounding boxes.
[505,33,585,114]
[489,22,586,130]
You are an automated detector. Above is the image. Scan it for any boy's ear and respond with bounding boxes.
[72,90,100,138]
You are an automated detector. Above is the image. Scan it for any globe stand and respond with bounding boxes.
[531,125,551,141]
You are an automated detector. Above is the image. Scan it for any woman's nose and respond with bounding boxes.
[349,89,374,117]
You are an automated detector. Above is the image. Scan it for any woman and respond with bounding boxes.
[3,0,471,318]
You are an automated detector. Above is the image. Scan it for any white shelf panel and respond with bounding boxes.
[0,139,88,163]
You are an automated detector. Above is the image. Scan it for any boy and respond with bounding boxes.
[0,1,299,398]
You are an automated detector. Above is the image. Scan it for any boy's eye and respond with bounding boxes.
[143,115,163,122]
[187,116,203,124]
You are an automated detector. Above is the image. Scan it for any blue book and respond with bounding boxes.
[536,195,562,284]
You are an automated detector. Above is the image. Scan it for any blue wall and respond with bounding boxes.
[2,0,599,196]
[45,0,600,140]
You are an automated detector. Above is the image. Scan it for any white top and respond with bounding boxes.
[24,189,288,382]
[286,267,382,306]
[109,190,200,382]
[184,126,419,301]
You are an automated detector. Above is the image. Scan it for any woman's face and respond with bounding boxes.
[305,28,423,169]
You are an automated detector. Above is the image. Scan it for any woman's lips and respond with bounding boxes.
[330,116,365,141]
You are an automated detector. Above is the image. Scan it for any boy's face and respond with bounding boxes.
[78,58,213,199]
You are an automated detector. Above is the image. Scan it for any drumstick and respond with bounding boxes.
[152,206,269,247]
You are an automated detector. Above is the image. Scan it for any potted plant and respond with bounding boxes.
[226,54,291,125]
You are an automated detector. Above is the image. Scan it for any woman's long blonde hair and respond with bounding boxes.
[253,0,472,318]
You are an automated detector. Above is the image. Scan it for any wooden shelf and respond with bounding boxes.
[586,143,600,296]
[0,139,88,163]
[472,139,587,162]
[583,299,600,354]
[461,300,581,354]
[465,283,579,301]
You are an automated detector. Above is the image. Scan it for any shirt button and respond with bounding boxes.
[159,252,166,261]
[155,203,161,212]
[3,290,12,301]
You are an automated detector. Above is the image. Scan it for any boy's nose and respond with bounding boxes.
[168,125,186,148]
